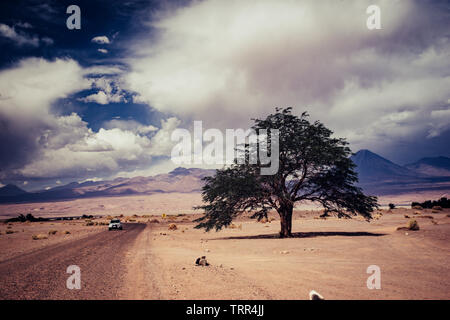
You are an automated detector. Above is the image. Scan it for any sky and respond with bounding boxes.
[0,0,449,191]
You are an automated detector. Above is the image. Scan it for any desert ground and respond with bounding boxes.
[0,206,449,300]
[0,189,447,219]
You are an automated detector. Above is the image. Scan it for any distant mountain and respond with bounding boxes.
[350,149,419,182]
[0,184,28,197]
[405,156,450,177]
[351,150,450,195]
[0,167,215,204]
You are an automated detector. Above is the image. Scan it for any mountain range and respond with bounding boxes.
[0,150,449,203]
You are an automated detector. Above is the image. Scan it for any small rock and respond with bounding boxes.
[405,232,409,236]
[280,250,290,254]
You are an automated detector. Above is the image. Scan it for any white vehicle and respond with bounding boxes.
[108,219,123,231]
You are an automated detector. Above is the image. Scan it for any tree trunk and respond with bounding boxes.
[278,202,293,238]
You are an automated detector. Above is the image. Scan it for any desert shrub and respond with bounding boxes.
[412,197,449,209]
[85,220,95,226]
[32,234,48,240]
[48,230,57,235]
[128,219,136,222]
[432,206,443,211]
[168,223,177,230]
[6,230,14,234]
[64,231,71,234]
[259,217,268,223]
[407,219,420,231]
[81,214,93,219]
[149,219,160,223]
[412,205,423,210]
[404,215,410,218]
[388,203,396,210]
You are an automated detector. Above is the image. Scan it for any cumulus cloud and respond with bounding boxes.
[0,23,53,46]
[0,57,180,185]
[79,77,126,104]
[125,0,450,161]
[91,36,111,44]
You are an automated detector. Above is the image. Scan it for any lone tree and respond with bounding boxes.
[194,108,378,238]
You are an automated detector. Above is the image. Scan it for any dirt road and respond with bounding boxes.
[0,223,145,299]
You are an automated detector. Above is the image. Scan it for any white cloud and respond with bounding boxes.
[79,77,126,104]
[0,57,180,183]
[124,0,450,159]
[98,48,108,54]
[0,23,39,46]
[0,23,53,46]
[91,36,110,44]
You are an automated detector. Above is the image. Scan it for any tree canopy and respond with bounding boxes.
[194,107,378,238]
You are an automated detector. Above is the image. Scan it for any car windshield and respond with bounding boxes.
[111,219,120,223]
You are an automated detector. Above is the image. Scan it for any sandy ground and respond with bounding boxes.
[0,189,447,219]
[0,193,203,219]
[1,208,449,299]
[120,208,450,300]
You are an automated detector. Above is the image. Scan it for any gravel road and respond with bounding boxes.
[0,223,145,299]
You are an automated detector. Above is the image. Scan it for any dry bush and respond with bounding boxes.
[85,220,95,226]
[259,217,268,223]
[432,206,443,211]
[417,215,433,219]
[404,214,410,218]
[32,234,48,240]
[407,219,420,231]
[64,231,71,234]
[48,230,57,235]
[412,205,423,210]
[6,230,14,234]
[168,223,177,230]
[149,219,160,223]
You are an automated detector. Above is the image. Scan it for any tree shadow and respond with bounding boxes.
[212,231,386,240]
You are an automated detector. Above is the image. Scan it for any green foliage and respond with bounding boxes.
[194,107,378,237]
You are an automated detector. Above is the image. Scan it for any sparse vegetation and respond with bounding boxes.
[149,219,160,223]
[48,230,57,235]
[412,197,449,209]
[407,219,420,231]
[388,203,396,210]
[6,213,48,223]
[32,234,48,240]
[6,230,15,234]
[168,223,177,230]
[64,231,71,234]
